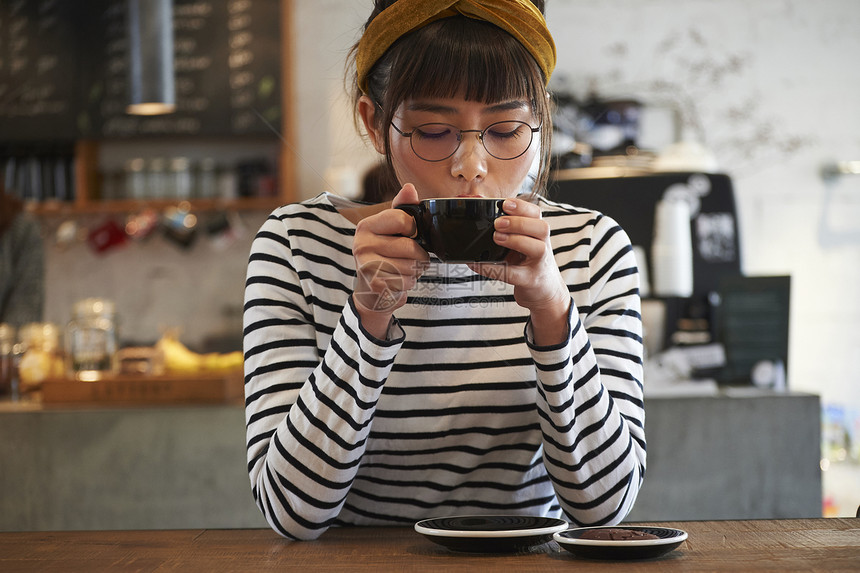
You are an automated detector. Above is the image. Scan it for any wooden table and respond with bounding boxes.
[1,519,857,572]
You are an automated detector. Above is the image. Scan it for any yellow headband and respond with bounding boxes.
[356,0,556,94]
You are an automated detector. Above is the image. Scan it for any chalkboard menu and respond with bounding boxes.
[0,0,81,141]
[716,275,791,386]
[0,0,281,141]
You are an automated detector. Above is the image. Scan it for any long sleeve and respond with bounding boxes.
[244,206,408,540]
[527,210,645,526]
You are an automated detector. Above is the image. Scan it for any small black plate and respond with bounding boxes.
[554,526,688,560]
[414,515,568,553]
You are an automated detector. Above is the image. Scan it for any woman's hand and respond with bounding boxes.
[352,184,430,338]
[470,198,571,345]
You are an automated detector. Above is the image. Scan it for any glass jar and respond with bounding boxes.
[66,298,119,381]
[146,157,168,199]
[197,157,217,199]
[17,322,64,391]
[124,158,146,200]
[170,157,193,200]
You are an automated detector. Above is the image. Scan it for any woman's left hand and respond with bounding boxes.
[470,198,571,345]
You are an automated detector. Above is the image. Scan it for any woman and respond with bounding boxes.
[0,186,44,327]
[243,0,645,541]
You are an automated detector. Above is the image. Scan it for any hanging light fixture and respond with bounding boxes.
[126,0,176,115]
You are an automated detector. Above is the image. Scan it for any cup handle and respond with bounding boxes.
[395,204,428,249]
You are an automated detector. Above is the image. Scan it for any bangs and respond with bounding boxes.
[387,18,542,106]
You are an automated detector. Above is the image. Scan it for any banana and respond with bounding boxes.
[202,351,243,371]
[156,335,202,373]
[156,333,243,374]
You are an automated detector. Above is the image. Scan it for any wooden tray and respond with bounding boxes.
[40,372,243,406]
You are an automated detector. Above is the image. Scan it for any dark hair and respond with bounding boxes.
[349,0,553,196]
[360,162,399,203]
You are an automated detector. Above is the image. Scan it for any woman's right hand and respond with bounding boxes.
[352,183,429,338]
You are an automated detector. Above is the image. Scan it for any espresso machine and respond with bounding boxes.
[548,171,768,384]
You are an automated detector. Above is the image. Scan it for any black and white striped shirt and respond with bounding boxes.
[243,192,646,540]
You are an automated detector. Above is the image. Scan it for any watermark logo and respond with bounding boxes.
[355,260,511,312]
[354,260,405,312]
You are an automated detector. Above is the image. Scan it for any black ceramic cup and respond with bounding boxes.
[397,198,509,263]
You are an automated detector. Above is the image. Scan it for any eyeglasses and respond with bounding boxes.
[390,120,540,162]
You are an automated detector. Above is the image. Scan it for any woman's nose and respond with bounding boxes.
[450,133,488,181]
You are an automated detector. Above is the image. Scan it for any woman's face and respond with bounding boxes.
[387,96,539,200]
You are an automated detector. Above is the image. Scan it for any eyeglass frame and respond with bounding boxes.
[389,119,542,162]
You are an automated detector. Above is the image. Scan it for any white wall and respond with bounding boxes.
[543,1,860,415]
[44,210,268,350]
[291,0,379,198]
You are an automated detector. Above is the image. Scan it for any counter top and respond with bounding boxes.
[0,519,857,571]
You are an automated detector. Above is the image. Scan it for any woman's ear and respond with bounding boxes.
[358,95,385,154]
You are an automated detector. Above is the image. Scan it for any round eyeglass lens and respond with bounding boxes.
[482,121,535,160]
[410,124,459,161]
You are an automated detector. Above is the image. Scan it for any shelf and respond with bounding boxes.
[3,0,298,214]
[40,372,243,406]
[26,196,284,216]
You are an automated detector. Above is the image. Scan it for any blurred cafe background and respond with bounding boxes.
[1,0,858,530]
